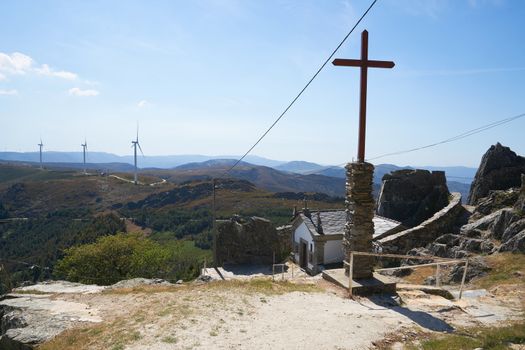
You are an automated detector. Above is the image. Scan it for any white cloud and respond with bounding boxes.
[35,64,77,80]
[68,87,99,97]
[137,100,148,108]
[0,52,33,75]
[0,52,77,80]
[0,89,18,96]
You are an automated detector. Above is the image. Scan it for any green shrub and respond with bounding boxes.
[54,233,210,285]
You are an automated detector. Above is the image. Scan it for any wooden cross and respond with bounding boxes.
[333,30,394,163]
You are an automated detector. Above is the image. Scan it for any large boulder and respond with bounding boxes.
[377,169,450,227]
[468,143,525,205]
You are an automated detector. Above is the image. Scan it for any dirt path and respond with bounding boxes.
[25,279,522,350]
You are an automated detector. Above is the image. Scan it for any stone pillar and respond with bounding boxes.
[343,162,375,279]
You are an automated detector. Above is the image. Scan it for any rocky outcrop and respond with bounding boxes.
[461,208,523,243]
[379,193,466,254]
[468,143,525,205]
[1,283,103,349]
[515,174,525,213]
[471,188,520,221]
[435,204,525,254]
[499,231,525,253]
[447,257,490,283]
[217,216,286,265]
[377,169,450,227]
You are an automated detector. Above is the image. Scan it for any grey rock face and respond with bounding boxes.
[499,231,525,253]
[501,218,525,243]
[471,188,520,220]
[0,290,102,349]
[515,174,525,213]
[377,169,450,227]
[402,247,433,265]
[109,278,172,290]
[468,143,525,205]
[429,243,448,257]
[480,240,495,253]
[448,257,490,283]
[461,208,515,239]
[459,238,483,253]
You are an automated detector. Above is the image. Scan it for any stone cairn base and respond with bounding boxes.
[343,162,375,279]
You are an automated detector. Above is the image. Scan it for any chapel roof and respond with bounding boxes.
[296,209,402,239]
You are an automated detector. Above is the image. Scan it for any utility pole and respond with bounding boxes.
[212,178,217,268]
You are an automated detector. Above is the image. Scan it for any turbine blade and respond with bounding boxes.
[137,142,144,156]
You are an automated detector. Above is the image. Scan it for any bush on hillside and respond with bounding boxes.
[54,233,210,285]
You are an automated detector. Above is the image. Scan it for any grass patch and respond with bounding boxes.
[400,266,436,285]
[406,321,525,350]
[473,253,525,289]
[161,336,178,343]
[39,319,145,350]
[202,278,320,295]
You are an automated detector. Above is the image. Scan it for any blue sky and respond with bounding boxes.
[0,0,524,167]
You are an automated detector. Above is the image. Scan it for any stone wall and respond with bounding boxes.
[216,216,286,265]
[379,192,465,254]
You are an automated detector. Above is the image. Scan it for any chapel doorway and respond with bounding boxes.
[300,241,307,268]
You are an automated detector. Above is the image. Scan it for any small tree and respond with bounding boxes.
[54,233,170,285]
[54,233,210,285]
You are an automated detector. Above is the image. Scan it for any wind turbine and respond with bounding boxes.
[38,139,44,169]
[131,125,144,185]
[81,139,88,174]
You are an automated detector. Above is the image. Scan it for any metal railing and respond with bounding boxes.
[343,251,469,299]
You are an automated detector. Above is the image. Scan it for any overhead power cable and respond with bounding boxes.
[221,0,380,177]
[281,111,525,177]
[367,112,525,161]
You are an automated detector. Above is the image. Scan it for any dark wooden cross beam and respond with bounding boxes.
[333,30,394,163]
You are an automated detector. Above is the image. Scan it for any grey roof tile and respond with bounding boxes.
[298,210,401,238]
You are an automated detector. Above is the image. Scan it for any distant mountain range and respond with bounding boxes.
[0,151,475,200]
[0,152,477,180]
[275,161,473,200]
[0,152,285,169]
